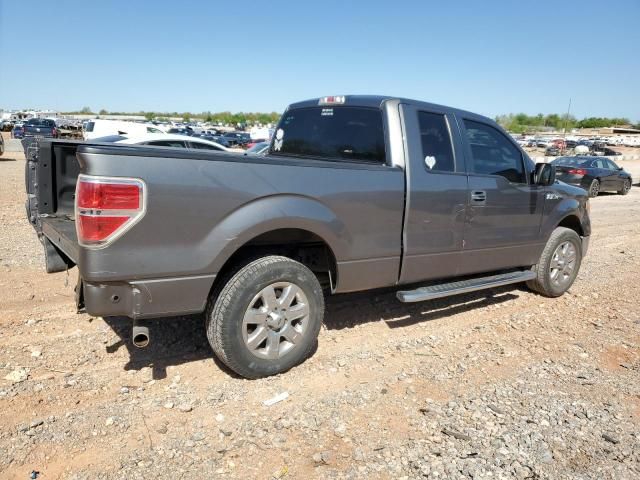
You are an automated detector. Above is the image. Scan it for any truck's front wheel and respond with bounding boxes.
[206,256,324,379]
[527,227,582,297]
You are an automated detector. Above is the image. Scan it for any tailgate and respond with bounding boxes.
[25,138,83,272]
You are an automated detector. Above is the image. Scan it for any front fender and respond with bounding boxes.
[541,195,590,239]
[203,194,349,274]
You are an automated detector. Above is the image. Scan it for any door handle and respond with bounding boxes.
[471,190,487,204]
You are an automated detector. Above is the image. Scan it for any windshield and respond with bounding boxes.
[271,106,386,163]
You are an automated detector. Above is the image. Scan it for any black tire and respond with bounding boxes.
[206,255,324,379]
[588,179,600,198]
[527,227,582,297]
[618,178,631,195]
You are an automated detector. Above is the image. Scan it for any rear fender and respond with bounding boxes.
[205,194,348,273]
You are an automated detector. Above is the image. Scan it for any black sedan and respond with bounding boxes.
[551,156,633,197]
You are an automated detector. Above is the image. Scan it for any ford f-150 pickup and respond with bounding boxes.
[25,95,591,378]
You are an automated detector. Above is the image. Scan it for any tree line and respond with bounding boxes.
[495,113,637,133]
[62,107,281,125]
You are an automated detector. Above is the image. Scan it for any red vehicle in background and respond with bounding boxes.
[552,139,566,149]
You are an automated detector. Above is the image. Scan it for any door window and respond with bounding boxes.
[417,112,455,172]
[605,159,619,170]
[146,140,187,148]
[190,141,224,151]
[594,159,607,169]
[463,120,526,183]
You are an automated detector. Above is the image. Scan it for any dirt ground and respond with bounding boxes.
[1,133,639,479]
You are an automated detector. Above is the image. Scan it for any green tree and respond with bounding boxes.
[144,111,155,121]
[99,109,108,115]
[80,106,93,114]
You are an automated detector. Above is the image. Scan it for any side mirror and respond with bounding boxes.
[535,163,556,186]
[617,167,623,171]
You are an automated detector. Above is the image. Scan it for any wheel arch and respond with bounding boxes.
[556,214,584,237]
[206,195,346,293]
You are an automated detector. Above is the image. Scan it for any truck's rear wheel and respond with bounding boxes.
[206,255,324,379]
[527,227,582,297]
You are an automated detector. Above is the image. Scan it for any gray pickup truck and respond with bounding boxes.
[26,95,591,378]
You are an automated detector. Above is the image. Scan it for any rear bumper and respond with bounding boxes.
[82,274,216,319]
[581,236,590,257]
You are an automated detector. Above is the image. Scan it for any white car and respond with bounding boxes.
[93,133,230,151]
[84,119,165,140]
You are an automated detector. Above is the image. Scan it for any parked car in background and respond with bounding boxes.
[545,146,561,156]
[23,118,58,138]
[84,120,165,140]
[245,141,270,155]
[93,133,230,151]
[552,156,632,197]
[1,119,15,132]
[222,131,251,147]
[167,127,194,136]
[12,122,25,139]
[199,132,231,147]
[564,139,577,149]
[536,139,550,148]
[591,145,622,156]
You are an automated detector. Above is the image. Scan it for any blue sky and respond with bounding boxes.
[1,0,638,120]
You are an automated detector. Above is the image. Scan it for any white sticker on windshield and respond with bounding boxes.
[424,155,436,169]
[273,128,285,151]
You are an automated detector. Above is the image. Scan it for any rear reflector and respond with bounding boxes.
[77,215,129,242]
[76,175,146,247]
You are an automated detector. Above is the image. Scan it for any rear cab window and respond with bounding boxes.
[418,111,456,172]
[271,106,386,164]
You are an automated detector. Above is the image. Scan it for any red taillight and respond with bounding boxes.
[567,168,587,175]
[51,127,57,137]
[76,175,145,247]
[77,182,140,210]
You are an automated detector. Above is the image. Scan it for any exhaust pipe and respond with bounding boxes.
[132,322,150,348]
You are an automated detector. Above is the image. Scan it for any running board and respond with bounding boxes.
[396,271,536,303]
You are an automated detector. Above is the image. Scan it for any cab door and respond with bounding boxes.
[398,104,468,284]
[457,118,545,274]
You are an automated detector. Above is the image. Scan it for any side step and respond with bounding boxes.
[396,270,536,303]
